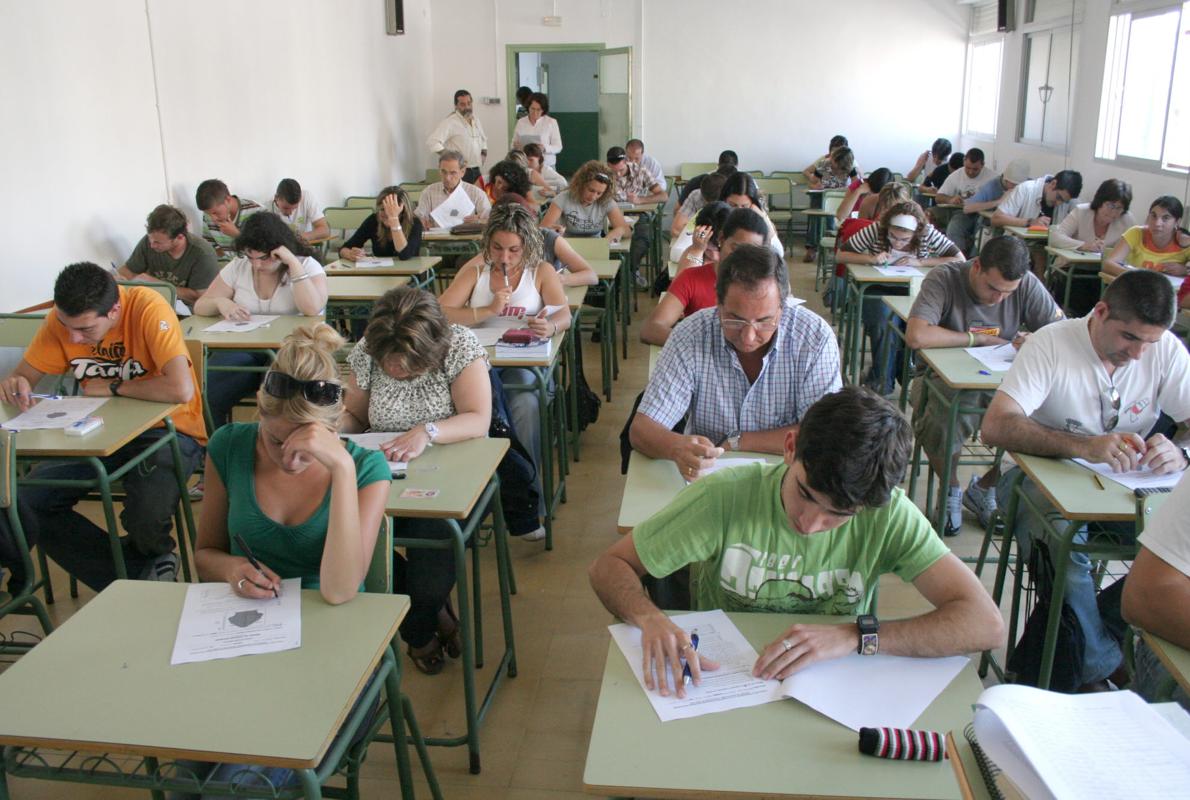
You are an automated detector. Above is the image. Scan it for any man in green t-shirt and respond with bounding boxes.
[590,386,1005,698]
[118,204,218,309]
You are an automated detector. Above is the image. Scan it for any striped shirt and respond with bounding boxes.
[201,197,263,257]
[842,223,961,259]
[639,303,842,444]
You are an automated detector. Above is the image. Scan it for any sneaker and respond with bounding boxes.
[944,488,963,537]
[188,479,204,501]
[962,475,997,529]
[519,526,546,542]
[802,248,817,263]
[633,272,648,289]
[140,551,178,582]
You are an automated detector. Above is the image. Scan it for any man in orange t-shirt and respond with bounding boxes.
[0,262,205,590]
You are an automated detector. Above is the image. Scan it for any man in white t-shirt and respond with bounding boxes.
[1123,471,1190,708]
[991,170,1082,230]
[982,269,1190,691]
[934,148,993,206]
[270,178,329,244]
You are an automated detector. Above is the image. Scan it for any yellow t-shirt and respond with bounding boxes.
[24,285,207,444]
[1122,226,1190,271]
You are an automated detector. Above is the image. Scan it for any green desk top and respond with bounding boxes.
[486,328,568,368]
[611,239,630,254]
[1004,226,1048,240]
[589,259,621,281]
[617,450,783,533]
[565,285,589,309]
[0,581,409,769]
[584,612,982,799]
[1143,631,1190,696]
[184,315,324,349]
[846,264,932,284]
[0,316,44,348]
[0,397,178,458]
[325,255,441,276]
[1044,246,1101,263]
[1012,452,1154,522]
[385,437,508,519]
[882,295,915,322]
[919,348,1003,391]
[422,230,481,241]
[327,275,410,301]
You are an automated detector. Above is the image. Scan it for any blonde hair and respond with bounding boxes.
[874,182,912,219]
[256,323,345,429]
[481,202,544,272]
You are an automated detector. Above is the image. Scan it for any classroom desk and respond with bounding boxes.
[419,230,482,280]
[583,612,983,800]
[839,264,927,386]
[326,254,441,279]
[1003,225,1048,241]
[0,398,197,582]
[183,314,324,348]
[564,284,588,460]
[881,295,915,411]
[0,581,433,800]
[1143,631,1190,697]
[325,276,411,329]
[489,328,569,550]
[617,450,783,534]
[910,348,1002,536]
[0,316,43,348]
[1043,246,1101,313]
[587,258,622,400]
[384,437,515,776]
[984,453,1164,689]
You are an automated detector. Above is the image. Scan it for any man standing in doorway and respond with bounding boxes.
[427,89,488,184]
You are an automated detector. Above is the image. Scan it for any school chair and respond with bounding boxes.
[0,429,55,657]
[424,168,441,183]
[324,206,373,257]
[117,279,177,310]
[755,176,795,252]
[564,237,619,400]
[809,191,846,291]
[675,162,717,194]
[344,196,376,209]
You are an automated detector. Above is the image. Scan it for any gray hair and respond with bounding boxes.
[481,203,544,272]
[438,149,465,168]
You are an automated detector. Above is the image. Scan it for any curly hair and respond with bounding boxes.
[876,201,928,254]
[257,324,346,430]
[566,160,614,204]
[363,287,452,377]
[481,203,544,271]
[487,160,532,198]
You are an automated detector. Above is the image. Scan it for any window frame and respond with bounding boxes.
[963,33,1005,139]
[1015,23,1082,150]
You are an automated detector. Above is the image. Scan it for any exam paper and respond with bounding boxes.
[873,265,925,278]
[202,315,279,333]
[174,299,191,317]
[1,397,108,431]
[471,304,568,346]
[340,432,409,473]
[1072,458,1181,491]
[964,342,1017,372]
[353,257,394,268]
[430,184,476,229]
[608,609,783,722]
[779,652,968,731]
[170,578,302,665]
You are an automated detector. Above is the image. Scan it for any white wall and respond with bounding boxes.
[0,0,435,312]
[962,0,1190,212]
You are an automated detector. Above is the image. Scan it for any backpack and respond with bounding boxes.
[571,332,601,431]
[618,391,686,474]
[1006,540,1086,692]
[488,370,542,536]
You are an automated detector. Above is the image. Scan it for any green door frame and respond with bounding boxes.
[505,43,605,140]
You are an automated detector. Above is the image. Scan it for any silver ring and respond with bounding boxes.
[679,642,693,652]
[781,639,793,652]
[237,578,246,590]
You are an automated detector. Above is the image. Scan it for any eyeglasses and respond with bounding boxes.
[1100,383,1120,432]
[721,318,780,334]
[262,371,343,406]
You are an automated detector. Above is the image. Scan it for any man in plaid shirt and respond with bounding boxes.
[630,244,841,479]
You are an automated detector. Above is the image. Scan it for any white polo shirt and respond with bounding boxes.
[1139,471,1190,578]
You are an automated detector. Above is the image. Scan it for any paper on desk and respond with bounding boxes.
[873,265,925,278]
[1,397,108,431]
[1072,458,1181,491]
[470,304,567,346]
[202,315,279,333]
[170,578,302,665]
[430,184,476,229]
[608,609,783,722]
[779,653,968,732]
[353,257,395,268]
[174,299,191,317]
[964,342,1017,372]
[690,457,769,484]
[339,432,409,473]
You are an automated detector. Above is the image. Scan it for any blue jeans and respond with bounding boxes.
[861,288,904,394]
[998,467,1134,685]
[206,351,271,429]
[1134,636,1190,709]
[20,428,203,591]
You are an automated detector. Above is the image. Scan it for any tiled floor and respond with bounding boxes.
[0,247,1006,798]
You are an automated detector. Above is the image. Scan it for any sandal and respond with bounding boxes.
[437,601,462,660]
[408,638,446,675]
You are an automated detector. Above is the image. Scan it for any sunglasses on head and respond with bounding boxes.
[262,371,343,406]
[592,173,612,184]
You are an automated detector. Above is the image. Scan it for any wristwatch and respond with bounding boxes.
[1179,445,1190,470]
[726,431,741,451]
[424,422,440,446]
[857,614,880,655]
[109,379,123,397]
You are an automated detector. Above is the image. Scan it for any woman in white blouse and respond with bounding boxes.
[341,286,490,674]
[194,211,328,429]
[1048,178,1134,255]
[512,92,562,168]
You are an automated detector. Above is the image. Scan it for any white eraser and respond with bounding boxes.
[64,416,104,436]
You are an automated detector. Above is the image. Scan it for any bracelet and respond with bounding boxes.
[471,307,478,322]
[967,332,975,347]
[289,272,311,283]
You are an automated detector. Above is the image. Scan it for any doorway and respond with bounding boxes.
[506,44,631,176]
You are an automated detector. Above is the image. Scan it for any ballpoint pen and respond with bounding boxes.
[681,632,700,686]
[233,533,279,597]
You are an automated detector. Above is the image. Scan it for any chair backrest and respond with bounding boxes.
[679,162,717,181]
[344,196,375,209]
[754,177,793,212]
[770,170,809,186]
[184,338,213,438]
[0,429,14,510]
[424,168,442,183]
[118,280,177,309]
[564,237,610,260]
[364,516,394,593]
[323,207,372,236]
[822,190,848,215]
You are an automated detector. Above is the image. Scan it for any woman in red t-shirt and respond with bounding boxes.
[640,205,769,345]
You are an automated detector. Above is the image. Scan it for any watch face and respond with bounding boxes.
[860,633,879,656]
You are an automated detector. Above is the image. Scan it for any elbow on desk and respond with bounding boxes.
[320,585,359,606]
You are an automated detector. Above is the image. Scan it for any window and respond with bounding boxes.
[1018,27,1080,148]
[964,39,1003,137]
[1095,2,1190,173]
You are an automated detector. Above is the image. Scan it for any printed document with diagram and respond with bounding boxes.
[171,578,302,665]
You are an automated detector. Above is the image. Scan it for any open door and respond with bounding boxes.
[597,47,632,157]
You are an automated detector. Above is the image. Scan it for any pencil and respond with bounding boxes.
[1092,474,1105,491]
[233,533,279,597]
